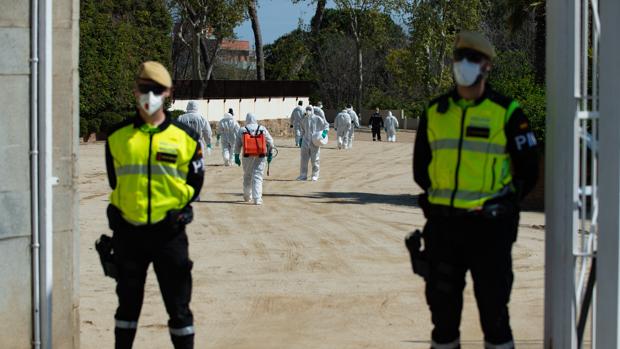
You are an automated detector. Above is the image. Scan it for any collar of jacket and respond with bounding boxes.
[132,109,172,132]
[437,84,494,114]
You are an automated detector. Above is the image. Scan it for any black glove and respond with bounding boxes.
[165,205,194,231]
[481,195,518,219]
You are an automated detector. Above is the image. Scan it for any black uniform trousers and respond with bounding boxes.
[423,211,518,348]
[372,127,382,141]
[112,217,194,349]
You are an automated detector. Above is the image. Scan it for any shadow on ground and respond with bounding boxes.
[262,192,420,207]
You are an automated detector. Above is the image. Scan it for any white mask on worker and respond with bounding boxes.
[453,59,482,87]
[138,92,164,116]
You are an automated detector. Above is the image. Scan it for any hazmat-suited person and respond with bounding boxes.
[290,101,304,146]
[314,102,327,122]
[177,101,213,160]
[334,108,352,150]
[217,112,240,166]
[298,105,329,181]
[234,113,274,205]
[346,105,360,149]
[384,111,399,142]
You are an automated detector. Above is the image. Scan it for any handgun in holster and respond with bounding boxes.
[405,230,429,280]
[95,234,118,280]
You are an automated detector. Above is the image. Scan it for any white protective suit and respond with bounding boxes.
[177,101,213,159]
[314,106,327,122]
[384,111,399,142]
[217,112,240,166]
[334,110,352,149]
[298,106,329,181]
[346,108,360,149]
[234,113,274,205]
[290,104,304,146]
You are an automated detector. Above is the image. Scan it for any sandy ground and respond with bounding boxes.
[79,129,545,348]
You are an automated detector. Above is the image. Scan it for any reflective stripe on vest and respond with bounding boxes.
[116,164,187,180]
[426,96,518,209]
[108,123,198,225]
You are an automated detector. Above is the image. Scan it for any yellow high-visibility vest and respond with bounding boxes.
[107,121,199,225]
[426,94,520,209]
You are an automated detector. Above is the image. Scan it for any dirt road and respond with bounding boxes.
[79,129,545,348]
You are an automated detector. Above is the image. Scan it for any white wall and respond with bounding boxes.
[171,97,310,123]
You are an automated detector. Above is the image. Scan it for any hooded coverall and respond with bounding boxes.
[234,113,274,204]
[217,112,240,166]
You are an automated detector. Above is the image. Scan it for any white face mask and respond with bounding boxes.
[453,59,482,87]
[138,91,164,116]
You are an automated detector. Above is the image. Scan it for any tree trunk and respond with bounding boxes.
[356,38,363,114]
[191,31,203,80]
[199,37,222,91]
[311,0,326,39]
[350,9,363,114]
[534,6,546,83]
[248,0,265,80]
[290,0,326,78]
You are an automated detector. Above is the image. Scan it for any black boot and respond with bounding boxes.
[171,334,194,349]
[115,328,137,349]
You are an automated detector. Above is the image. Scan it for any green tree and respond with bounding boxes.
[504,0,545,82]
[489,50,546,143]
[386,0,486,116]
[264,29,313,80]
[172,0,247,83]
[80,0,172,121]
[331,0,405,112]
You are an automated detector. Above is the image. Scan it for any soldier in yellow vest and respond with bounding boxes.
[412,32,538,349]
[105,61,204,349]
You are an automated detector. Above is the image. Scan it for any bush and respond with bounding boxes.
[98,111,125,134]
[80,117,89,137]
[489,50,546,144]
[169,109,186,120]
[122,110,137,120]
[88,117,102,134]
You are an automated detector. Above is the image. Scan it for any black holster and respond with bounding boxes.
[405,230,429,280]
[95,234,118,280]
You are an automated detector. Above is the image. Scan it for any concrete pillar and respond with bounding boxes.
[0,0,79,347]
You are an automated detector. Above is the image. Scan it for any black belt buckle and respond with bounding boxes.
[405,230,429,279]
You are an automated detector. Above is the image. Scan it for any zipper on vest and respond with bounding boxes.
[450,107,467,208]
[490,157,497,191]
[147,133,154,224]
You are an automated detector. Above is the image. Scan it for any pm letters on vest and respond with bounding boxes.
[515,132,537,151]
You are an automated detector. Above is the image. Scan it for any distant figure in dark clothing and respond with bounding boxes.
[369,108,384,141]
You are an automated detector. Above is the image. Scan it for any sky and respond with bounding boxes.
[235,0,337,47]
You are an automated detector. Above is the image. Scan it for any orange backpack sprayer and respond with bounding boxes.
[242,126,268,157]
